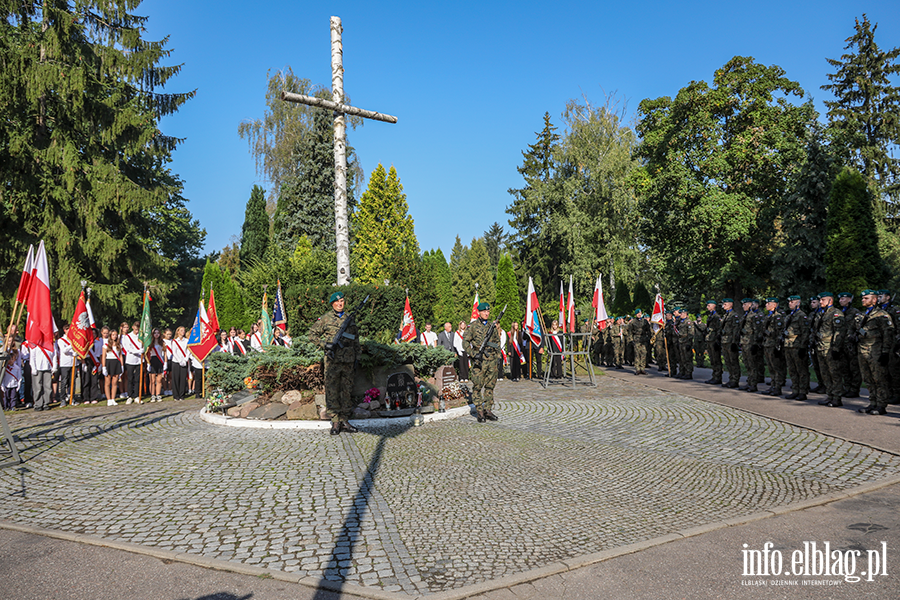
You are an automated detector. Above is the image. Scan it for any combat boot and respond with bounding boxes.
[768,388,782,397]
[858,403,876,414]
[796,394,807,401]
[341,422,359,433]
[330,422,341,436]
[484,411,499,421]
[786,392,799,399]
[476,410,486,423]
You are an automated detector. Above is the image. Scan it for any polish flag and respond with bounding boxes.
[470,291,480,322]
[567,275,576,333]
[558,281,565,332]
[68,291,94,359]
[400,296,418,342]
[16,245,34,304]
[525,277,542,345]
[592,274,609,331]
[86,297,97,328]
[651,293,665,331]
[24,241,56,353]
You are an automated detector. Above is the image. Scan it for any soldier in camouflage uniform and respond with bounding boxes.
[720,299,742,388]
[739,298,764,392]
[308,292,361,435]
[857,290,895,415]
[627,309,652,374]
[675,308,695,379]
[762,298,786,396]
[664,310,678,377]
[704,300,723,384]
[809,296,826,394]
[652,320,667,372]
[624,316,635,366]
[613,316,625,368]
[782,295,810,400]
[694,314,707,368]
[877,290,900,403]
[463,302,502,423]
[837,292,862,398]
[603,319,615,366]
[815,292,848,408]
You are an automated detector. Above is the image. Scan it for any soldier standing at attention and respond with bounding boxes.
[308,292,360,436]
[694,313,707,368]
[837,292,862,398]
[815,292,848,408]
[739,298,763,392]
[627,309,652,375]
[704,300,723,385]
[877,290,900,404]
[664,310,678,377]
[464,302,501,423]
[857,289,895,415]
[720,299,742,389]
[613,316,626,368]
[809,296,826,394]
[652,318,667,372]
[675,308,695,380]
[762,298,786,396]
[782,295,810,401]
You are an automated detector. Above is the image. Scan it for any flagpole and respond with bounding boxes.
[202,365,206,399]
[139,286,146,402]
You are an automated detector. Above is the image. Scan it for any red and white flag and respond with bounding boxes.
[208,288,219,334]
[558,281,565,332]
[566,275,575,333]
[188,299,219,362]
[16,245,34,304]
[651,293,665,331]
[470,291,480,322]
[400,296,418,342]
[525,277,542,345]
[68,290,94,359]
[592,274,609,331]
[85,297,96,328]
[24,241,56,353]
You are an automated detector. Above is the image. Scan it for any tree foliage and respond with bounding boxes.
[201,258,246,331]
[240,184,269,266]
[0,0,202,325]
[494,253,520,329]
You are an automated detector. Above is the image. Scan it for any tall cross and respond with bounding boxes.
[281,16,398,286]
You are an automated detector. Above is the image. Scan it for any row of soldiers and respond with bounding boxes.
[595,289,898,415]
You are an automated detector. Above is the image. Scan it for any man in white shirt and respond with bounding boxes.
[56,325,76,406]
[29,340,56,411]
[420,323,438,348]
[121,321,143,402]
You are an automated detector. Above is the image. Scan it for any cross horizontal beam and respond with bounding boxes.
[280,91,398,124]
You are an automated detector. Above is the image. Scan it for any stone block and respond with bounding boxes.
[226,406,242,417]
[314,394,326,408]
[231,390,256,405]
[247,403,288,420]
[269,391,284,404]
[287,401,319,420]
[352,407,372,419]
[281,390,303,405]
[238,402,259,418]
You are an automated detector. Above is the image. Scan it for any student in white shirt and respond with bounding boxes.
[168,326,190,402]
[102,329,123,406]
[122,321,143,402]
[145,328,167,403]
[56,325,76,406]
[421,323,438,348]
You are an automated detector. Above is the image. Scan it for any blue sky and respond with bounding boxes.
[142,0,898,260]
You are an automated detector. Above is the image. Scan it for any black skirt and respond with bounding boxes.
[106,359,123,376]
[149,356,164,374]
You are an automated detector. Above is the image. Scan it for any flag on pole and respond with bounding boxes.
[558,281,565,331]
[273,280,287,332]
[68,290,94,359]
[85,296,96,328]
[139,290,153,348]
[592,274,609,331]
[207,288,219,333]
[567,275,575,333]
[651,293,665,331]
[260,293,274,346]
[24,241,55,352]
[470,291,480,322]
[400,296,418,342]
[525,277,542,345]
[188,300,218,361]
[16,245,34,304]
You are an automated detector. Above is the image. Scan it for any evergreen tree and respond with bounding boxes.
[494,253,521,330]
[483,222,509,273]
[201,259,246,330]
[353,164,420,285]
[822,14,900,215]
[430,248,455,326]
[631,282,654,315]
[456,238,495,320]
[611,280,632,317]
[450,237,469,320]
[826,168,887,294]
[241,185,269,265]
[772,128,835,300]
[0,0,199,323]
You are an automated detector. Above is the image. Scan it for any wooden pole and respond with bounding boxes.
[68,359,77,406]
[202,365,206,399]
[2,300,20,354]
[280,92,397,123]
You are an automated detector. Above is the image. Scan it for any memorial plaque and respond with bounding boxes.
[386,372,417,409]
[436,365,458,390]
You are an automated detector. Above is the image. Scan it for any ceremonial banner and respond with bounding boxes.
[24,241,55,353]
[592,274,609,331]
[558,281,565,332]
[400,296,417,342]
[470,291,480,322]
[566,275,575,333]
[85,298,96,328]
[188,300,218,361]
[68,291,94,359]
[651,293,665,332]
[260,293,274,346]
[139,290,152,348]
[273,280,287,332]
[525,277,542,345]
[208,289,219,333]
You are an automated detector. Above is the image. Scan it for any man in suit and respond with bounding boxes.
[437,322,455,352]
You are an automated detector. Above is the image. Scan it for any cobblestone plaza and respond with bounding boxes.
[1,377,899,595]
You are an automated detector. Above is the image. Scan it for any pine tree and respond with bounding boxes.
[241,185,269,266]
[457,238,495,320]
[494,253,521,330]
[430,248,455,326]
[450,236,469,318]
[631,281,654,315]
[201,259,246,330]
[0,0,199,323]
[483,222,509,274]
[826,167,887,294]
[822,14,900,214]
[353,164,419,285]
[611,280,632,317]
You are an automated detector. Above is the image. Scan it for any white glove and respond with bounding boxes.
[102,366,108,376]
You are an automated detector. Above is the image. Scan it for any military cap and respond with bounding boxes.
[878,289,891,296]
[787,295,801,301]
[809,296,818,302]
[741,298,754,304]
[329,291,344,304]
[705,298,717,305]
[665,309,673,314]
[818,292,833,298]
[766,297,779,303]
[722,298,734,304]
[477,301,490,311]
[862,289,879,296]
[634,308,643,315]
[838,292,853,298]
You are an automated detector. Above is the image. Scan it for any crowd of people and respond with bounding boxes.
[0,320,294,412]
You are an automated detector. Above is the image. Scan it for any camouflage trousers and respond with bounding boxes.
[817,347,843,403]
[634,343,648,372]
[654,337,668,371]
[784,348,810,395]
[859,350,889,409]
[837,344,861,395]
[724,343,741,385]
[471,359,499,412]
[764,346,786,389]
[742,343,762,387]
[678,342,693,377]
[695,342,707,367]
[324,358,356,423]
[613,340,624,366]
[707,342,723,382]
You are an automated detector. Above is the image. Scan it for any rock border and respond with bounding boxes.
[198,403,475,430]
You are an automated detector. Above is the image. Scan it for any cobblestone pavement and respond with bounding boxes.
[1,377,899,595]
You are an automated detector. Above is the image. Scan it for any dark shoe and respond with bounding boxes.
[341,422,359,433]
[745,386,758,393]
[786,392,798,400]
[825,400,843,407]
[738,385,749,391]
[683,374,692,380]
[858,405,875,414]
[811,386,825,394]
[768,388,782,397]
[796,394,807,401]
[842,391,860,399]
[724,381,739,389]
[871,406,887,415]
[476,410,485,423]
[484,411,499,421]
[330,423,341,435]
[817,399,830,405]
